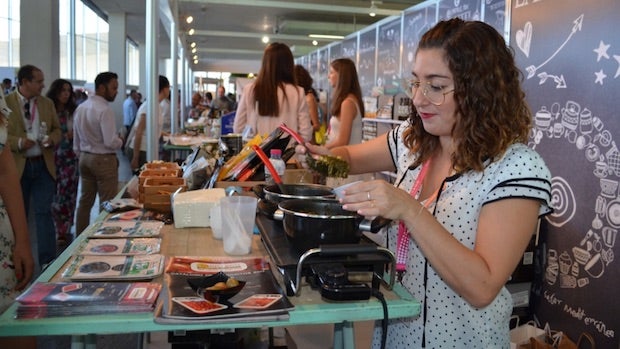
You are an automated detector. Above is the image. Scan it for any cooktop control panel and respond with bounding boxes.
[311,263,372,301]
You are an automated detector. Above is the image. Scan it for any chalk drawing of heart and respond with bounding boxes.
[516,21,533,57]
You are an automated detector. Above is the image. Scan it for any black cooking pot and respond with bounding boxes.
[254,183,335,204]
[253,183,336,218]
[273,199,391,252]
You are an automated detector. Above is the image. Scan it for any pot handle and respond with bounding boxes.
[315,244,379,256]
[358,216,392,233]
[251,184,267,200]
[272,209,284,221]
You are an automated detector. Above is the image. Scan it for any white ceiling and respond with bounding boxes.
[87,0,421,73]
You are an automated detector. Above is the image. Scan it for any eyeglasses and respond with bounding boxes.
[407,80,454,106]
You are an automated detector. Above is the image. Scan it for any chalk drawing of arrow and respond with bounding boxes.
[537,72,567,88]
[525,14,584,79]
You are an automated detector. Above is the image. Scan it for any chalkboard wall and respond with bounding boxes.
[358,27,377,97]
[377,18,402,95]
[512,0,619,347]
[400,5,436,80]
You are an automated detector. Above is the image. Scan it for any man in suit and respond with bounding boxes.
[5,64,61,267]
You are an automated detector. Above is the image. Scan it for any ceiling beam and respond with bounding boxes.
[279,19,358,34]
[189,29,320,41]
[197,47,264,55]
[180,0,403,17]
[196,46,318,56]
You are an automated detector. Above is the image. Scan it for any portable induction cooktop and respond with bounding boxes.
[256,213,395,298]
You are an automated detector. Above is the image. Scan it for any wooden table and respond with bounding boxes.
[0,207,420,349]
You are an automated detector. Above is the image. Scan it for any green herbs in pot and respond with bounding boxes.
[307,154,350,178]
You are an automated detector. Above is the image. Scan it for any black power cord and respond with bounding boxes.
[371,289,389,349]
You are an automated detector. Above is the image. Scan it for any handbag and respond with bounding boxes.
[529,323,595,349]
[510,316,546,349]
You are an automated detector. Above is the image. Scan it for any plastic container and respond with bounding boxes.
[265,149,285,185]
[39,121,49,144]
[221,196,258,255]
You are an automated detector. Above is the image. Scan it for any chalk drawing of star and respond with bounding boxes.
[593,41,610,62]
[614,55,620,78]
[594,69,607,85]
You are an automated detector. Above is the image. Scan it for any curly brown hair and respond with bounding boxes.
[404,18,532,173]
[46,79,77,114]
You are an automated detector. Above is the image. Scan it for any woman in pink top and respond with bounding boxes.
[233,43,311,143]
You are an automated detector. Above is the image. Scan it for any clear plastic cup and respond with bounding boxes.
[220,196,258,255]
[210,204,223,240]
[332,180,363,200]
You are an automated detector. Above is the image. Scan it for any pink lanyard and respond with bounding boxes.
[396,159,436,280]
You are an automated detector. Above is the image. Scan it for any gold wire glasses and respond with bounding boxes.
[406,79,454,106]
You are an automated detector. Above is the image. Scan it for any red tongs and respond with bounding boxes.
[279,123,306,145]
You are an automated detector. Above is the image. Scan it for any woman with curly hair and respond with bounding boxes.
[298,18,552,348]
[46,79,78,246]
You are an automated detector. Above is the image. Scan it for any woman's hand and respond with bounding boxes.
[340,179,419,221]
[131,157,140,171]
[304,142,330,156]
[12,240,34,291]
[294,142,330,168]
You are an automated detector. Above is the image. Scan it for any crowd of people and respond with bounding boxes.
[0,18,553,348]
[187,86,236,121]
[0,66,241,267]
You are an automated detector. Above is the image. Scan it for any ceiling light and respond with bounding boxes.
[369,1,377,17]
[308,34,345,40]
[188,28,195,35]
[191,48,197,54]
[186,16,193,24]
[193,59,198,64]
[190,42,196,48]
[193,55,198,60]
[312,40,318,46]
[262,35,270,44]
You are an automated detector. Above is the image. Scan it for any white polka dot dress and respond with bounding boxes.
[371,123,552,348]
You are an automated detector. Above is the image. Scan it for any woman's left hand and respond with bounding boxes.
[12,241,34,291]
[340,179,416,221]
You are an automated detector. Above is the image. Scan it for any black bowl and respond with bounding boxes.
[186,271,246,302]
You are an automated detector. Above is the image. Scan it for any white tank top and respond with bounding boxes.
[327,98,363,145]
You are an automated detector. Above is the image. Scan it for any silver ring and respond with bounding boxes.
[367,191,371,201]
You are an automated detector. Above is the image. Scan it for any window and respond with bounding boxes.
[127,39,140,86]
[59,0,110,81]
[0,0,20,68]
[59,0,71,78]
[74,0,108,81]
